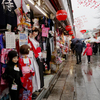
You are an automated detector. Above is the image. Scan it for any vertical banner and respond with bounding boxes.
[5,32,15,48]
[19,32,28,46]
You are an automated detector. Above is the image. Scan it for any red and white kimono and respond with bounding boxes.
[28,37,41,92]
[19,56,35,100]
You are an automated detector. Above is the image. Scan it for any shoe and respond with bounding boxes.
[32,93,37,99]
[88,62,90,64]
[76,63,79,64]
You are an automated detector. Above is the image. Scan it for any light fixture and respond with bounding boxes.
[28,0,48,17]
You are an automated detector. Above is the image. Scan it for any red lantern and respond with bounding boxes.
[80,30,86,34]
[65,25,72,31]
[72,36,75,39]
[56,10,67,21]
[69,31,73,35]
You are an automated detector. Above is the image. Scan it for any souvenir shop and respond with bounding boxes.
[0,0,70,100]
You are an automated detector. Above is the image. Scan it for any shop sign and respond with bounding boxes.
[19,32,28,46]
[5,32,15,48]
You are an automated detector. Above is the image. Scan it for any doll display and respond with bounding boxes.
[1,50,23,100]
[19,44,35,100]
[28,27,44,91]
[29,27,44,89]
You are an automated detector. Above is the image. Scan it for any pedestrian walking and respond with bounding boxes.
[83,43,92,64]
[74,40,83,64]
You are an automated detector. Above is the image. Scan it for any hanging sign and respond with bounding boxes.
[42,28,50,37]
[5,32,15,48]
[19,32,28,46]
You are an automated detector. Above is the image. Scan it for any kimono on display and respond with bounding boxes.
[28,38,40,93]
[19,56,34,100]
[28,37,44,90]
[29,38,44,88]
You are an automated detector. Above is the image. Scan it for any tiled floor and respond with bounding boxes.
[46,54,100,100]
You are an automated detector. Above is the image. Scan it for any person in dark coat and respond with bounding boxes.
[93,42,98,55]
[74,40,83,64]
[1,50,24,100]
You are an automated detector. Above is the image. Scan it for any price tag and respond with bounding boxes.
[11,84,18,90]
[14,66,20,71]
[23,58,29,64]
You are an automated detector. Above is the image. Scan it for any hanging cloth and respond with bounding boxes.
[28,38,41,58]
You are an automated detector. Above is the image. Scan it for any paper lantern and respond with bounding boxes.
[56,10,67,21]
[72,36,75,39]
[69,31,73,35]
[65,25,72,31]
[80,30,86,34]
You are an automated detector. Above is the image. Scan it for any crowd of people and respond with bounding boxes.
[70,40,100,64]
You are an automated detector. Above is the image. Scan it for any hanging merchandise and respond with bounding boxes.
[42,27,50,37]
[56,10,67,21]
[5,32,15,48]
[19,32,28,46]
[65,25,72,31]
[2,0,17,28]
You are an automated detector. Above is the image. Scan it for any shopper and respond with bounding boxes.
[83,43,92,64]
[93,42,98,55]
[74,40,83,64]
[19,45,35,100]
[1,50,23,100]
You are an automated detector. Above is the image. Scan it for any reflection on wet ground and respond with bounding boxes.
[47,54,100,100]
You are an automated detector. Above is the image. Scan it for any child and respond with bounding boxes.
[19,44,35,100]
[83,43,92,64]
[1,50,23,100]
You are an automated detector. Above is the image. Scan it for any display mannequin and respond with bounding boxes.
[1,50,22,100]
[28,27,44,90]
[19,45,34,100]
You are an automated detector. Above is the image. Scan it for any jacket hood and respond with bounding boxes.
[87,43,90,47]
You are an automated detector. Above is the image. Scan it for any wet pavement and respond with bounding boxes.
[46,53,100,100]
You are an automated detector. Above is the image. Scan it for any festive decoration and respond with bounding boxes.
[65,25,72,31]
[56,10,67,21]
[72,36,75,39]
[80,30,86,34]
[69,31,73,35]
[77,0,100,9]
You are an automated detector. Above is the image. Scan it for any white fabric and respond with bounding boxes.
[29,37,42,58]
[28,50,40,93]
[29,37,39,49]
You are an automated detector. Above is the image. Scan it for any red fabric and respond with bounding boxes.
[83,43,92,56]
[28,38,41,58]
[19,57,33,100]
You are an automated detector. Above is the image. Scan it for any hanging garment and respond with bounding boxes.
[28,51,40,92]
[28,38,44,89]
[0,34,4,79]
[19,56,33,100]
[2,0,17,27]
[0,34,4,51]
[0,0,6,26]
[46,37,51,70]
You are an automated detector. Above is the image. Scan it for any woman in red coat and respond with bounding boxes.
[83,43,92,64]
[19,45,35,100]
